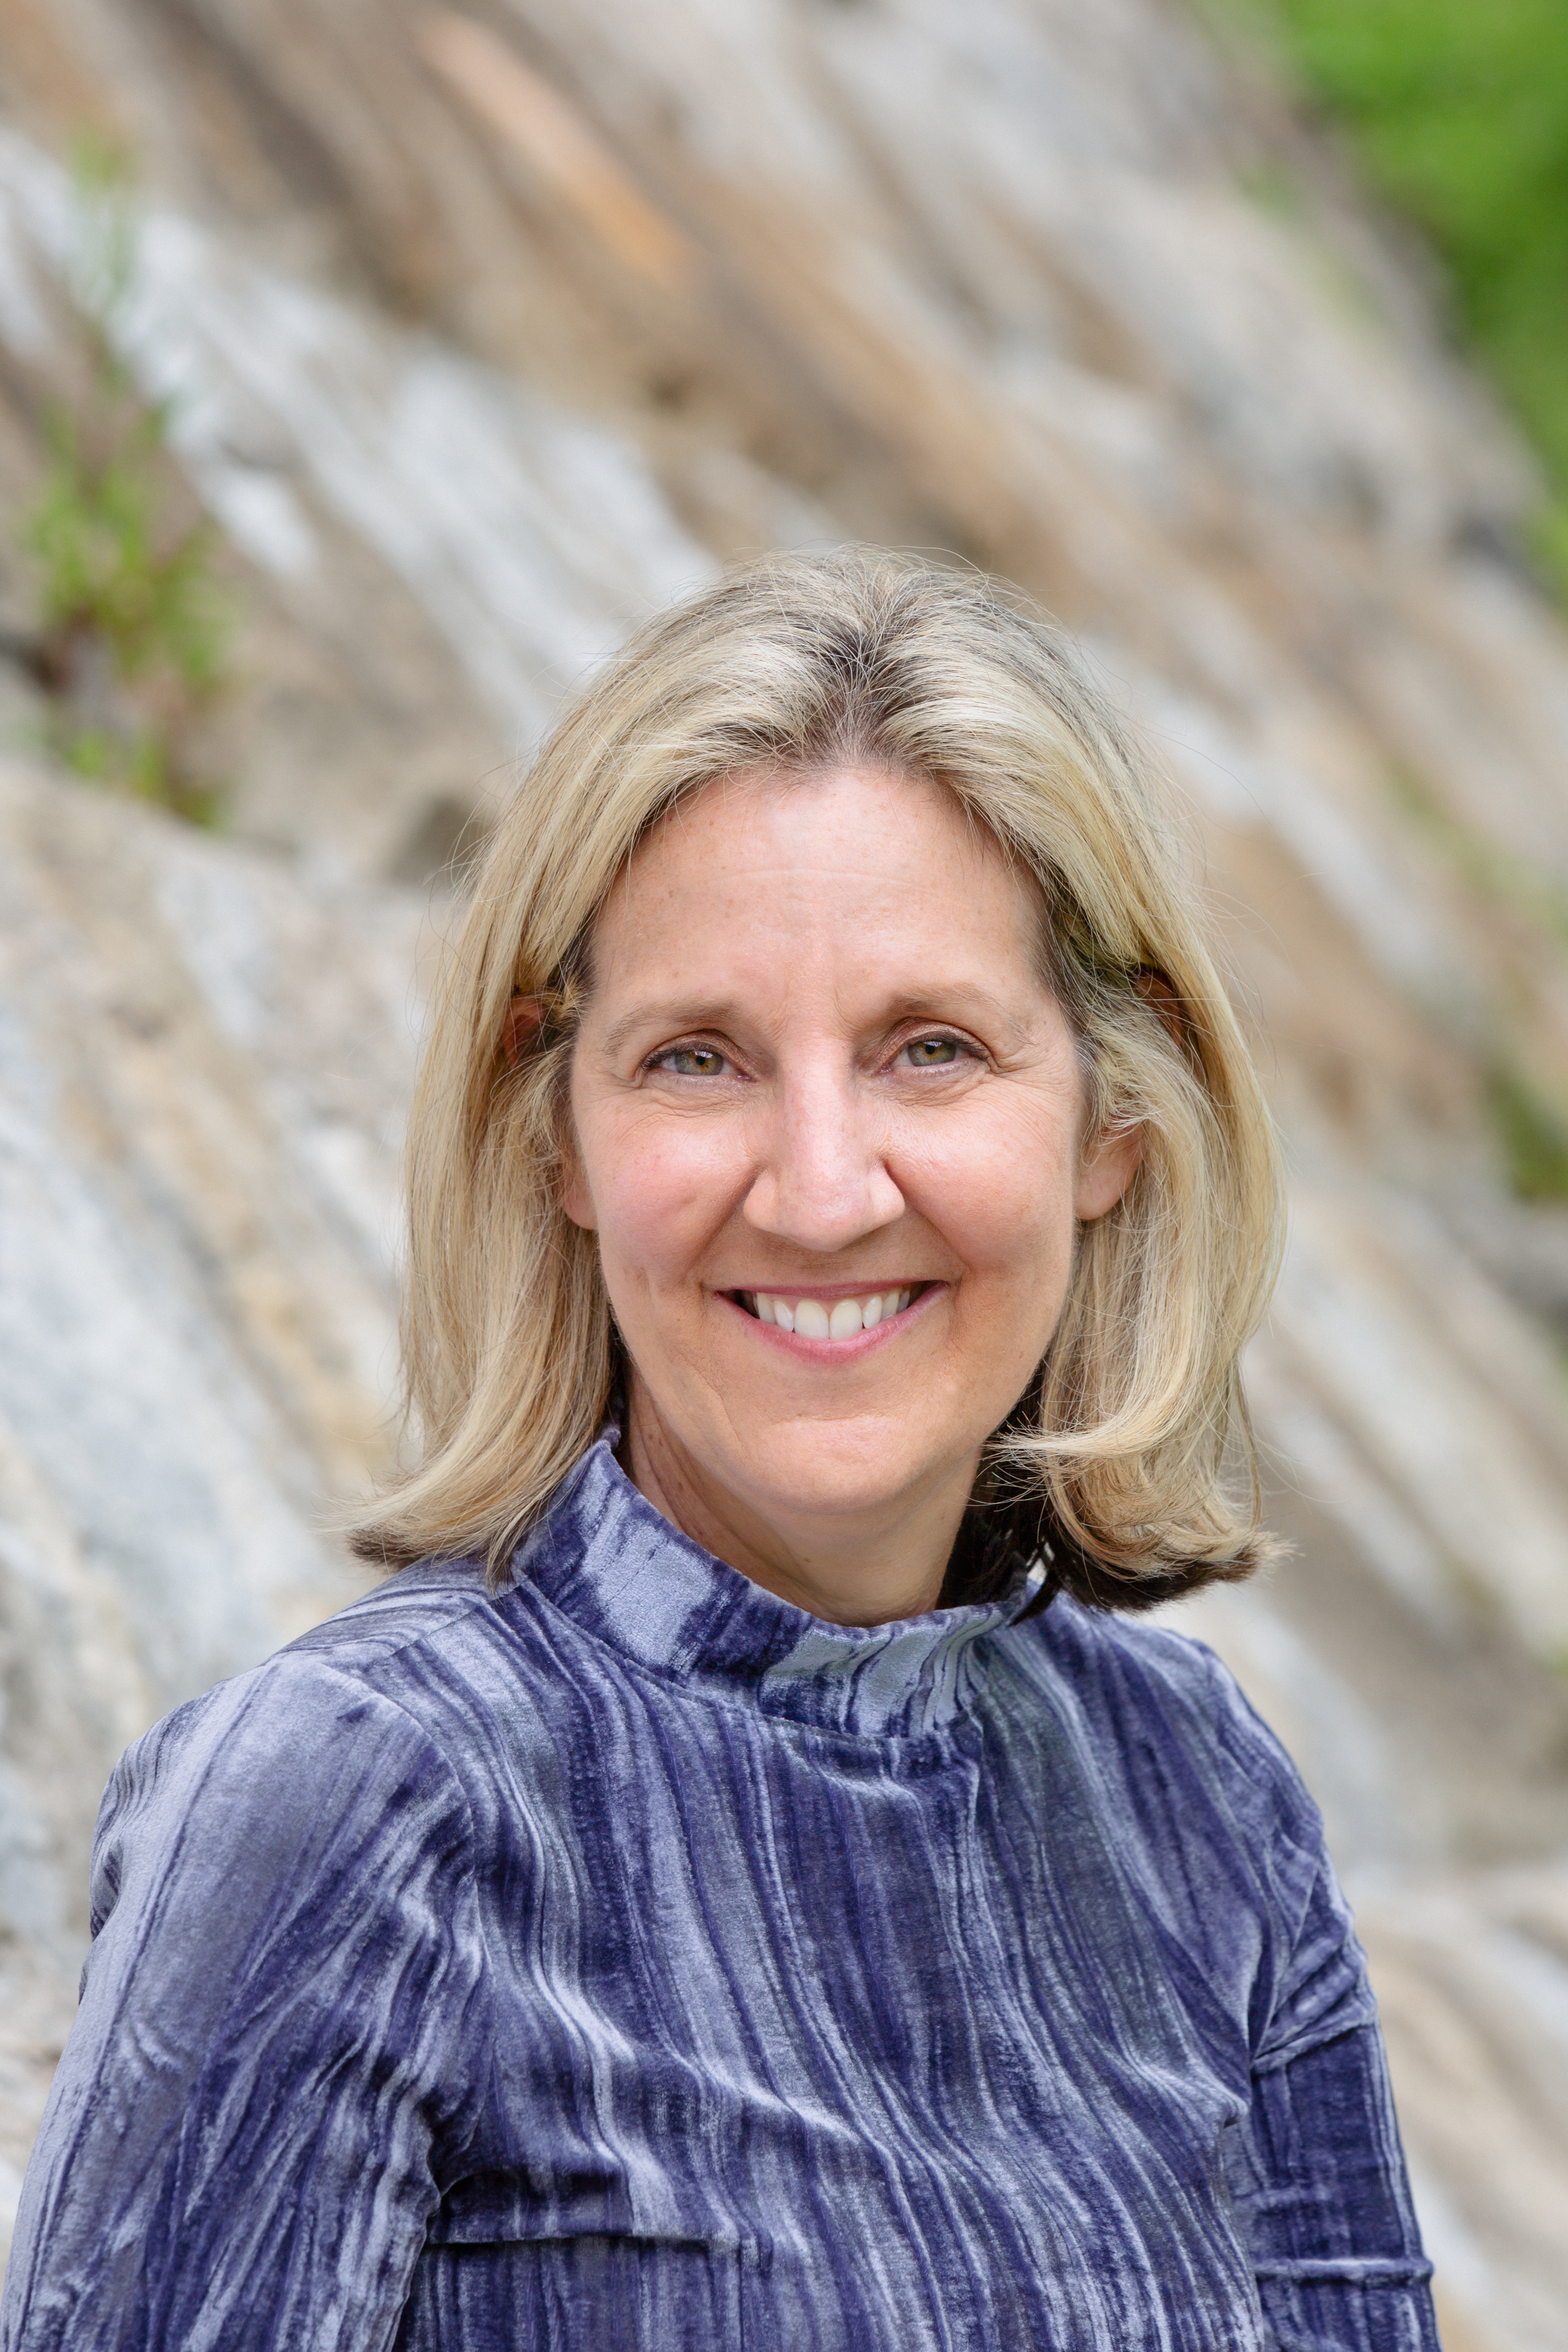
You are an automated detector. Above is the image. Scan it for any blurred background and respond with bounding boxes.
[1,0,1566,2341]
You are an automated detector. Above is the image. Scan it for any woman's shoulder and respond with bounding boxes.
[1033,1587,1271,1719]
[128,1554,497,1756]
[1014,1597,1375,2074]
[283,1550,499,1673]
[1014,1591,1326,1878]
[94,1561,503,1921]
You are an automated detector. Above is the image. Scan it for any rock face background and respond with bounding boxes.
[1,2,1567,2342]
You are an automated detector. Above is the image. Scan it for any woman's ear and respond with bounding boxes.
[1075,970,1176,1223]
[1135,967,1185,1048]
[1076,1121,1144,1221]
[500,993,546,1069]
[501,991,597,1228]
[560,1129,596,1232]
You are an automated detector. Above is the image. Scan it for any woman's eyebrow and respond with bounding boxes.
[598,1000,742,1056]
[877,984,1035,1045]
[879,983,1008,1021]
[597,981,1032,1060]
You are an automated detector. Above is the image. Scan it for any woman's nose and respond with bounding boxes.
[741,1071,905,1252]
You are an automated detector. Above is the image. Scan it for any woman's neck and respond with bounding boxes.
[621,1379,978,1627]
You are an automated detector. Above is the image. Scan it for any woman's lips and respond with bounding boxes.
[723,1282,938,1350]
[757,1286,913,1337]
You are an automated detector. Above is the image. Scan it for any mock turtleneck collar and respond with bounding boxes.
[507,1433,1047,1740]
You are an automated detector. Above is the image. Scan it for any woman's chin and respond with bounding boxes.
[704,1425,957,1532]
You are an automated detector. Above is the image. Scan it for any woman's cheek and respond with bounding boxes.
[595,1107,747,1279]
[900,1100,1076,1276]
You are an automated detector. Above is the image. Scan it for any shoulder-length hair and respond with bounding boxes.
[352,549,1285,1608]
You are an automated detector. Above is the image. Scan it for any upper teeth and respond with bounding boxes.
[752,1290,913,1337]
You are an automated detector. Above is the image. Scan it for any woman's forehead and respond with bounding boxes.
[584,768,1053,1032]
[603,764,1031,915]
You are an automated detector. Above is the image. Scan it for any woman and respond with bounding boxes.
[2,552,1437,2349]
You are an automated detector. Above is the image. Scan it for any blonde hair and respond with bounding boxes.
[354,550,1285,1606]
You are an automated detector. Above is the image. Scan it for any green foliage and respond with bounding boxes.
[30,409,226,681]
[1243,0,1568,595]
[21,141,228,825]
[1490,1063,1568,1203]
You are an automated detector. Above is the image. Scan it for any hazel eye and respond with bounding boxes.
[902,1035,964,1068]
[653,1044,730,1078]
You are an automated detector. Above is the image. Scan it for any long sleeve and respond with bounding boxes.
[1227,1853,1439,2351]
[0,1653,488,2352]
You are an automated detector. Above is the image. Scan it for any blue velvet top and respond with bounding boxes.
[2,1435,1437,2350]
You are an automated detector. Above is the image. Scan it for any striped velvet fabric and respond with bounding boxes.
[2,1435,1437,2350]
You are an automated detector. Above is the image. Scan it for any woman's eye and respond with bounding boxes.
[902,1035,965,1068]
[653,1045,730,1077]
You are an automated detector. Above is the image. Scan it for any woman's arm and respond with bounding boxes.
[0,1651,486,2352]
[1228,1855,1439,2352]
[1233,2022,1438,2352]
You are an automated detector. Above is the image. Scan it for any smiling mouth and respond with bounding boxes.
[731,1286,926,1339]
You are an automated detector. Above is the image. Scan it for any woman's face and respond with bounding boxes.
[563,765,1140,1580]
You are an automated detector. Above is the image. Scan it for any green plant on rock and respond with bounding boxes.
[22,140,228,825]
[1224,0,1568,601]
[1490,1065,1568,1204]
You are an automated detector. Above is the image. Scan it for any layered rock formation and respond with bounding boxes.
[1,1,1566,2341]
